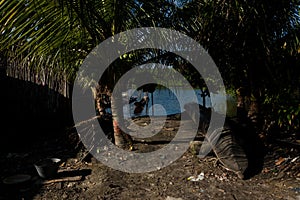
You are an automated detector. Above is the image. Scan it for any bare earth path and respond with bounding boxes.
[1,115,299,200]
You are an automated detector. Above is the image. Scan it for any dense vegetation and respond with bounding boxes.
[0,0,299,145]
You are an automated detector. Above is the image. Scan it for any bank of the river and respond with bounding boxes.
[0,114,299,200]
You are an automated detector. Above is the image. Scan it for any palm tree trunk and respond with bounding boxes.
[247,92,261,133]
[111,95,133,150]
[236,87,248,119]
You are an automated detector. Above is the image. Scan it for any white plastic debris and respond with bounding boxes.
[166,196,183,200]
[291,156,299,163]
[187,172,205,181]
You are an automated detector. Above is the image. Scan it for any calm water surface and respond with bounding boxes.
[123,88,211,118]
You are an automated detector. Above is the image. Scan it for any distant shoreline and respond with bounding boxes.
[129,112,182,120]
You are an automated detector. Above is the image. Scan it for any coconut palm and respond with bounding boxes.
[1,0,299,149]
[179,0,300,132]
[0,0,161,149]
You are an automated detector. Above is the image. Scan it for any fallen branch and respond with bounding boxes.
[43,176,83,184]
[74,116,101,128]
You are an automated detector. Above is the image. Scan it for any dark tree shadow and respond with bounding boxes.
[227,117,267,180]
[0,75,79,199]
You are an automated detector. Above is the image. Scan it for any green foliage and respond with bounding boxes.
[1,0,300,135]
[183,0,300,135]
[0,0,152,81]
[263,87,300,132]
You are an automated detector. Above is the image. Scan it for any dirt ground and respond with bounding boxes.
[1,115,300,200]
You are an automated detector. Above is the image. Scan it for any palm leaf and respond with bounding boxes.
[184,102,248,179]
[204,124,248,179]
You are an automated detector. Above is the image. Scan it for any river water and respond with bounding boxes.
[122,88,211,118]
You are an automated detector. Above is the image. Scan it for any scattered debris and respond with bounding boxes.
[42,176,83,185]
[187,172,205,181]
[34,158,62,179]
[214,173,229,181]
[189,141,202,155]
[275,157,287,166]
[166,196,183,200]
[0,114,299,199]
[165,127,175,131]
[291,156,299,163]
